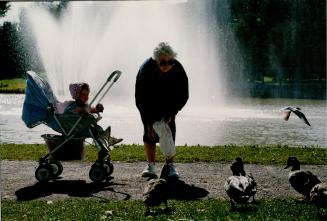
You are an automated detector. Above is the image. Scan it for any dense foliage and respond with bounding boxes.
[229,0,326,82]
[0,2,67,80]
[0,1,10,17]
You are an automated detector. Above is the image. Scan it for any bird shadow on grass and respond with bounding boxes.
[15,179,130,201]
[142,177,209,217]
[318,212,327,221]
[229,202,260,214]
[145,207,173,216]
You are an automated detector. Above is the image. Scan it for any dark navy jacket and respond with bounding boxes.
[135,57,189,124]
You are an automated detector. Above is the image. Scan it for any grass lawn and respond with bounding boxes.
[2,144,326,220]
[1,143,326,165]
[0,78,26,93]
[2,198,326,221]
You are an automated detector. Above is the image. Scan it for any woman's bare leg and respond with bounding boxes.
[144,142,156,162]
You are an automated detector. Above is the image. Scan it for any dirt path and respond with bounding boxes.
[1,160,327,201]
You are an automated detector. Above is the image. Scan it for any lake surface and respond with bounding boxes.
[0,94,326,147]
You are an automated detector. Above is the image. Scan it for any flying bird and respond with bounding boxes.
[284,156,321,201]
[224,157,257,209]
[279,106,311,126]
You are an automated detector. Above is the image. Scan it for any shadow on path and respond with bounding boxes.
[158,164,209,200]
[15,179,131,201]
[167,179,209,200]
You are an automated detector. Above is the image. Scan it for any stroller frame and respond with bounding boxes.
[35,70,122,183]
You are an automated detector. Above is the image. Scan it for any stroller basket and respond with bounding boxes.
[42,134,85,161]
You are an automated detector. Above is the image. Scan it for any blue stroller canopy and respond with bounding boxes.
[22,71,60,131]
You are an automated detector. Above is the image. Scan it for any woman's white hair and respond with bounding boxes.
[153,42,177,61]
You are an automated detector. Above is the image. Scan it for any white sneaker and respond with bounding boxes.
[141,163,157,177]
[167,163,179,178]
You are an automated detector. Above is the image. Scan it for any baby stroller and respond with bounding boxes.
[22,70,122,183]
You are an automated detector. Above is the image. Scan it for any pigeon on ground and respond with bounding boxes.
[279,106,311,126]
[224,157,257,209]
[284,156,321,201]
[143,178,169,215]
[310,182,327,216]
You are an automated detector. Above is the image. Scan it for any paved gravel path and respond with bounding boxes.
[1,160,327,201]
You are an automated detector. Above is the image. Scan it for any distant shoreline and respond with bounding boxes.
[0,78,25,94]
[228,81,326,100]
[0,90,24,94]
[1,78,326,99]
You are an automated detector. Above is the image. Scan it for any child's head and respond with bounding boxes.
[69,83,90,103]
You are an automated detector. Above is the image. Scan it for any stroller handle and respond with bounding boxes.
[107,70,122,82]
[89,70,122,107]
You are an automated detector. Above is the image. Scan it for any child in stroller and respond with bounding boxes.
[62,82,123,146]
[22,70,123,183]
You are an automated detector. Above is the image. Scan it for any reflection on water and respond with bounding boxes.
[0,94,326,147]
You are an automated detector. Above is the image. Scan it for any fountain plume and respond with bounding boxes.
[23,1,237,106]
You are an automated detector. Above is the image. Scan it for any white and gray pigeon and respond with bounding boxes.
[310,182,327,215]
[143,178,169,215]
[224,157,257,209]
[279,106,311,126]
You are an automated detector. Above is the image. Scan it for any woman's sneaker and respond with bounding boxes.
[167,163,179,178]
[142,163,157,178]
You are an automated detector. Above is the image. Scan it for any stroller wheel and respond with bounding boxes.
[89,165,106,183]
[35,164,53,182]
[50,160,63,178]
[104,161,114,176]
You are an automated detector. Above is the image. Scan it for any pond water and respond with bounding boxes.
[0,94,326,147]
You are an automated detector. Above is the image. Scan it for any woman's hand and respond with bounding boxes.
[164,115,174,123]
[95,103,104,112]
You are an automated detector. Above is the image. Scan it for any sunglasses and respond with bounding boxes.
[159,59,175,67]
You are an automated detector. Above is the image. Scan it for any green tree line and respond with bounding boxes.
[0,1,66,80]
[229,0,325,82]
